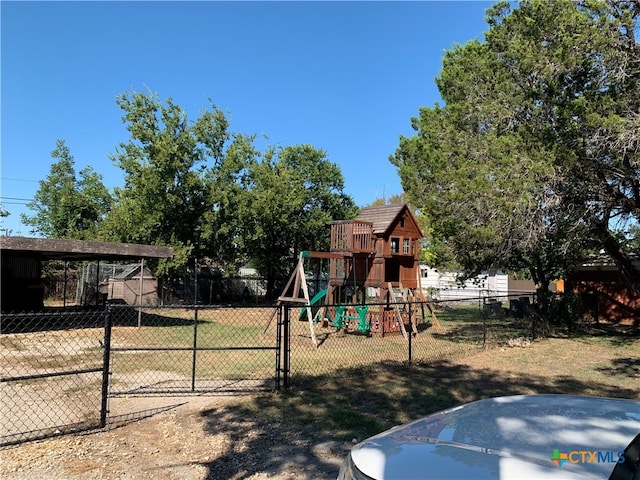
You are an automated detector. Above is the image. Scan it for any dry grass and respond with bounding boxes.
[229,331,640,443]
[4,304,638,446]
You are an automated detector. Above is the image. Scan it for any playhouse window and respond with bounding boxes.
[403,239,410,254]
[390,237,400,254]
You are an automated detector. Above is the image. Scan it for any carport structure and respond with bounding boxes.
[1,237,173,445]
[1,236,173,312]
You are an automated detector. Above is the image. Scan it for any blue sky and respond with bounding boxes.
[1,1,492,236]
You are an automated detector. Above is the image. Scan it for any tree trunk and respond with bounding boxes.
[265,266,276,302]
[595,223,640,297]
[529,255,551,330]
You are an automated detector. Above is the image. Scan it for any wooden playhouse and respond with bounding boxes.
[326,203,424,336]
[278,204,431,341]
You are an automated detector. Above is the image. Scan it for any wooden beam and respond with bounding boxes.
[306,251,353,259]
[388,282,408,340]
[1,236,173,260]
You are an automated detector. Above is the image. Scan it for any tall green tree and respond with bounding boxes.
[102,89,357,292]
[0,205,10,236]
[365,193,407,207]
[22,140,111,239]
[199,130,257,275]
[240,144,358,299]
[391,0,640,316]
[629,224,640,250]
[101,90,248,273]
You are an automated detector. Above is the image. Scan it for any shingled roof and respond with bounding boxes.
[355,203,422,237]
[575,250,640,270]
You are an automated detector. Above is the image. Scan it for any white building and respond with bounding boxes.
[418,265,535,302]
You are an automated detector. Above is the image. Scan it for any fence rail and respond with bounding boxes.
[0,311,109,446]
[107,304,283,395]
[2,297,538,445]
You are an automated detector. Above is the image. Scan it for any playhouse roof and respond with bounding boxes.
[355,203,423,237]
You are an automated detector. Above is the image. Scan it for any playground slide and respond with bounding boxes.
[299,289,327,320]
[309,289,327,306]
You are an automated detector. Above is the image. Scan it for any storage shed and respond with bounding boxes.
[565,253,640,325]
[100,264,159,306]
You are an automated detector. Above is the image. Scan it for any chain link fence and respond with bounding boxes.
[1,296,536,445]
[285,296,536,386]
[106,297,536,393]
[107,304,282,394]
[0,311,109,446]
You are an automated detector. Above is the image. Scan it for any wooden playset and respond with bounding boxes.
[275,204,440,346]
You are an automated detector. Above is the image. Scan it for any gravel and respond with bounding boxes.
[0,395,348,480]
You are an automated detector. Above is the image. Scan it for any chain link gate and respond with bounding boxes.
[107,304,284,394]
[2,304,287,445]
[1,298,539,445]
[1,311,110,446]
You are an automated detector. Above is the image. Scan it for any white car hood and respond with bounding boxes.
[350,394,640,480]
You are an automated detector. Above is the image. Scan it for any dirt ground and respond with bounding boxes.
[0,394,347,480]
[1,335,638,480]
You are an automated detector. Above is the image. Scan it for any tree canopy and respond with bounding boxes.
[98,89,356,284]
[99,90,234,272]
[22,140,111,239]
[240,144,358,299]
[391,0,640,310]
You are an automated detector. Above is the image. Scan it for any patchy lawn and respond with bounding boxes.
[238,333,640,444]
[2,329,638,480]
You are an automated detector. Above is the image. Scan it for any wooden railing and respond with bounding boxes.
[330,221,374,253]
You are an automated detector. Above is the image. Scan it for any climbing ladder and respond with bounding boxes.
[387,283,409,339]
[385,282,440,337]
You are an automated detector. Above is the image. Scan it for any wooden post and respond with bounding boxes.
[417,266,440,327]
[264,254,319,347]
[298,261,318,347]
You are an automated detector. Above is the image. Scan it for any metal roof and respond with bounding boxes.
[575,251,640,271]
[0,236,173,262]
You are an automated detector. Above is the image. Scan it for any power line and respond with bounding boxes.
[0,196,33,206]
[0,177,38,183]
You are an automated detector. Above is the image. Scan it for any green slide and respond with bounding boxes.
[299,289,328,321]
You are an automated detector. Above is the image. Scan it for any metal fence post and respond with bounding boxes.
[482,307,487,348]
[100,305,113,428]
[283,305,291,390]
[275,306,282,390]
[408,300,413,363]
[191,305,199,392]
